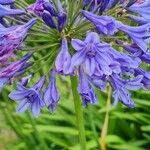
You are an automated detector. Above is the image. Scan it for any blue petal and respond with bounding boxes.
[0,4,24,17]
[9,90,31,100]
[71,39,85,51]
[16,99,30,113]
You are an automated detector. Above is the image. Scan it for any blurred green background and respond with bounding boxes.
[0,0,150,150]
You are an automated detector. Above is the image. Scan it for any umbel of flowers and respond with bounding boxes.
[0,0,150,117]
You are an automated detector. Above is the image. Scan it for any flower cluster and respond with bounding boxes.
[0,1,36,92]
[1,0,150,117]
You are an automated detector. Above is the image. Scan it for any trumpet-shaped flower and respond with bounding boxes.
[0,18,36,63]
[42,10,56,29]
[82,10,117,35]
[0,4,24,17]
[110,74,143,107]
[43,1,57,16]
[72,32,121,76]
[134,68,150,90]
[128,0,150,19]
[0,53,32,78]
[27,0,46,16]
[117,41,150,64]
[78,67,97,106]
[9,76,45,117]
[55,38,73,75]
[117,21,150,52]
[56,0,67,32]
[0,53,32,91]
[44,70,60,112]
[128,15,150,25]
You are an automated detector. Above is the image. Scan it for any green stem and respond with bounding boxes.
[100,85,112,150]
[70,76,87,150]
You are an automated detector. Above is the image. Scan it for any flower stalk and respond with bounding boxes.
[70,76,87,150]
[100,84,112,150]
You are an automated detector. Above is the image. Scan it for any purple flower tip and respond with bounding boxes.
[82,10,117,35]
[44,70,60,112]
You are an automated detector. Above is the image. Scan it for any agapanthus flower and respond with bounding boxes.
[134,68,150,90]
[107,48,141,70]
[72,32,121,76]
[56,0,67,32]
[117,41,150,64]
[89,74,107,92]
[55,38,73,75]
[0,53,32,91]
[82,10,117,35]
[43,1,57,16]
[0,18,36,63]
[0,4,24,17]
[117,21,150,52]
[44,70,60,112]
[128,0,150,19]
[99,0,111,12]
[78,67,97,106]
[42,10,56,29]
[28,0,67,32]
[9,76,45,117]
[110,74,143,107]
[128,15,150,25]
[27,0,46,16]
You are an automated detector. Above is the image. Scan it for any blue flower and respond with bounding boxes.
[78,67,97,107]
[56,0,67,32]
[0,4,24,17]
[42,10,56,29]
[0,0,14,5]
[128,15,150,25]
[0,18,36,63]
[0,53,32,78]
[9,76,45,117]
[55,38,73,75]
[82,10,117,35]
[27,0,45,16]
[110,74,143,108]
[14,62,34,77]
[117,21,150,52]
[134,68,150,90]
[107,47,141,70]
[72,32,121,76]
[44,70,60,112]
[117,41,150,64]
[41,0,67,32]
[43,1,57,16]
[89,75,107,92]
[128,1,150,19]
[0,53,32,91]
[99,0,111,13]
